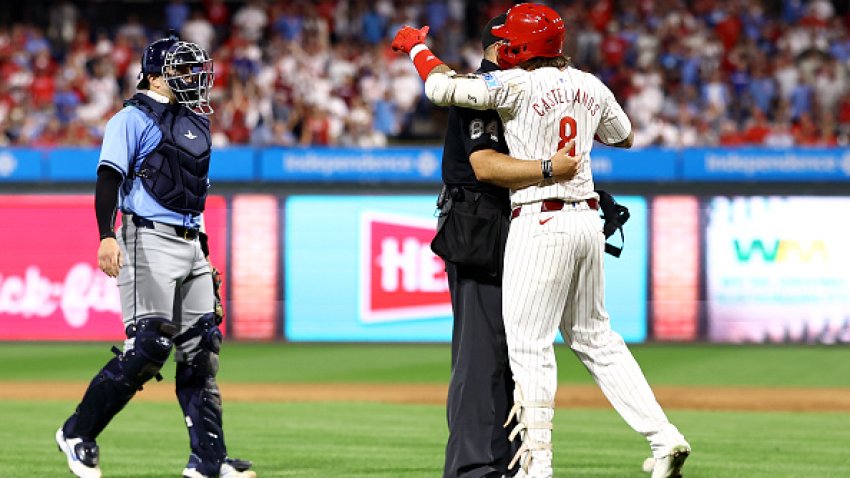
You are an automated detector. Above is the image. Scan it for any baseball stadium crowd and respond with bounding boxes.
[0,0,849,148]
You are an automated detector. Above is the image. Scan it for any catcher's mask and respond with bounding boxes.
[162,41,215,115]
[491,2,566,69]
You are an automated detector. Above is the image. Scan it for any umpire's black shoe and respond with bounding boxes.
[55,428,102,478]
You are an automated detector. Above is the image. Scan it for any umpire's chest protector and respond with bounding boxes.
[126,93,211,215]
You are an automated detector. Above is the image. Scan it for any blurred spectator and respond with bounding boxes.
[1,0,849,149]
[117,15,147,47]
[748,60,777,114]
[233,0,268,42]
[205,0,231,43]
[764,119,796,147]
[360,5,388,45]
[300,104,333,145]
[47,1,78,57]
[31,117,64,148]
[793,113,820,145]
[53,79,80,124]
[817,112,839,146]
[165,0,191,32]
[742,108,772,144]
[815,59,846,114]
[373,90,399,137]
[789,77,814,119]
[182,9,216,51]
[425,0,450,35]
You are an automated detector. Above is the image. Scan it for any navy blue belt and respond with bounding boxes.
[131,215,199,240]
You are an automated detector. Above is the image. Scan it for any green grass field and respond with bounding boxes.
[2,343,850,477]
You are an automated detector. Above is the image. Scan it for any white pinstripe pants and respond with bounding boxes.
[503,203,685,474]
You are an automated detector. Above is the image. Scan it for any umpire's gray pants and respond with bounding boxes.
[118,215,213,363]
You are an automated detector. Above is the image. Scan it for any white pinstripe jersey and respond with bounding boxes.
[426,66,631,207]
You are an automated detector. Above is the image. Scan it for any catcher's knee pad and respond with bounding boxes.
[64,317,177,440]
[175,317,226,476]
[122,317,179,385]
[174,313,222,355]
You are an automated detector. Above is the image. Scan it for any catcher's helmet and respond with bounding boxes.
[137,32,215,115]
[491,3,566,69]
[137,32,180,87]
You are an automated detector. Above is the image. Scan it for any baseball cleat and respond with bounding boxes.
[220,462,257,478]
[55,428,102,478]
[225,456,254,472]
[646,444,690,478]
[183,455,257,478]
[183,464,257,478]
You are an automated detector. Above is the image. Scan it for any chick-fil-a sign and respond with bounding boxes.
[0,195,227,340]
[0,263,120,328]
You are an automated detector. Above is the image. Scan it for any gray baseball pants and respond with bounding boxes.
[118,214,213,362]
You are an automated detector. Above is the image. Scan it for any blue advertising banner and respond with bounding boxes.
[11,146,850,183]
[284,195,648,342]
[47,148,99,181]
[0,149,42,182]
[591,147,677,181]
[682,148,850,181]
[260,147,443,182]
[210,147,255,181]
[47,147,256,182]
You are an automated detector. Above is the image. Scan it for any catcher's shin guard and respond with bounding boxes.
[64,317,177,440]
[176,314,227,476]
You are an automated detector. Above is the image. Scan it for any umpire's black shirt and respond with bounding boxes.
[441,59,509,204]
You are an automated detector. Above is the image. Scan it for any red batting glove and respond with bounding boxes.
[392,25,430,54]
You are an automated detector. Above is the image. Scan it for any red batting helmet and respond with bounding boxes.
[491,3,566,69]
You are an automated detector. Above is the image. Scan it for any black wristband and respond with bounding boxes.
[199,231,210,257]
[100,232,117,240]
[541,159,553,179]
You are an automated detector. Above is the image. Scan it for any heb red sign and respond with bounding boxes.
[0,195,227,340]
[361,212,451,323]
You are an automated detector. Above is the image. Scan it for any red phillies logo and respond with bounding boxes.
[361,212,451,323]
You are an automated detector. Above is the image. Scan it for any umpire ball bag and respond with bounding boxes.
[431,188,508,277]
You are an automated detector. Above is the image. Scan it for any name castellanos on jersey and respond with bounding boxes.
[531,85,601,118]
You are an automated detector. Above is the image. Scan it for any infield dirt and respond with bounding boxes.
[2,382,849,412]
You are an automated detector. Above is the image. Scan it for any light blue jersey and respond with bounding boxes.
[98,102,202,228]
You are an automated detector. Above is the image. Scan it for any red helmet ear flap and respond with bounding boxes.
[497,42,522,69]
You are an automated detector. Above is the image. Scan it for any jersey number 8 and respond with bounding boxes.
[558,116,577,156]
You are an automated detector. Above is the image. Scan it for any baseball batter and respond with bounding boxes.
[55,34,255,478]
[393,4,690,478]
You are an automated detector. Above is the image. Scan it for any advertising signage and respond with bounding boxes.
[0,195,227,340]
[284,195,648,342]
[706,196,850,343]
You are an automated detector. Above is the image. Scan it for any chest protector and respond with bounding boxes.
[125,93,211,215]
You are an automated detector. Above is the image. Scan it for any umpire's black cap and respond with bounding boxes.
[481,13,508,50]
